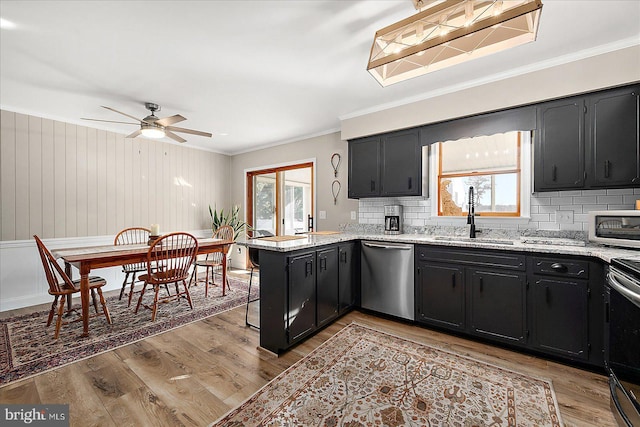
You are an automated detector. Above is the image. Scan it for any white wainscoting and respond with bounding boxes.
[0,230,213,312]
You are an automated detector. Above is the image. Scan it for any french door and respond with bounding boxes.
[247,162,313,236]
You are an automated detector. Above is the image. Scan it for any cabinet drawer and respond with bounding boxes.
[531,257,589,279]
[417,246,525,271]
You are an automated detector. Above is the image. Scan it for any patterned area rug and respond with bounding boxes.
[0,275,255,386]
[214,323,563,426]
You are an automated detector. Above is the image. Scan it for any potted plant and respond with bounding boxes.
[209,204,250,241]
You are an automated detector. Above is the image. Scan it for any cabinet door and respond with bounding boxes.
[338,243,356,314]
[287,252,316,343]
[530,277,589,360]
[469,269,526,344]
[588,86,640,187]
[316,247,339,327]
[535,98,586,191]
[416,262,465,330]
[381,129,422,196]
[348,137,380,198]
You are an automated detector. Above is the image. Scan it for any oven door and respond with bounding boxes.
[607,267,640,426]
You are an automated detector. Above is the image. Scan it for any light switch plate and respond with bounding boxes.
[556,210,574,224]
[351,211,357,220]
[319,210,327,219]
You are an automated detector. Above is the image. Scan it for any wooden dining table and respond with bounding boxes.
[52,237,233,337]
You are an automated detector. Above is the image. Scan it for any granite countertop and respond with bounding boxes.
[240,232,640,263]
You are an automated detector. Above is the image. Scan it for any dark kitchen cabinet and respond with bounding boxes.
[338,242,357,314]
[415,245,526,343]
[416,261,465,330]
[348,136,380,198]
[258,242,358,354]
[380,129,422,196]
[287,252,316,342]
[348,128,423,198]
[530,277,588,360]
[316,247,339,328]
[534,83,640,192]
[528,256,603,365]
[535,97,586,191]
[469,269,526,344]
[587,86,640,188]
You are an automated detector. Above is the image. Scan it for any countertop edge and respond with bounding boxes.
[238,233,639,264]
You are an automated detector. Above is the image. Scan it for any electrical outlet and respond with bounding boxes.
[350,211,357,220]
[319,210,327,219]
[556,210,574,224]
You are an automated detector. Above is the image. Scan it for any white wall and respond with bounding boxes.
[341,45,640,140]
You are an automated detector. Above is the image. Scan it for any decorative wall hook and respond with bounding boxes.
[332,180,341,205]
[331,153,341,178]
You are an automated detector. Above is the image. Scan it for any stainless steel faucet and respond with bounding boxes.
[467,186,477,238]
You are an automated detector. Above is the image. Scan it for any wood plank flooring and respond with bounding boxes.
[1,288,615,426]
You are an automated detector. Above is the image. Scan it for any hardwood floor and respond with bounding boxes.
[1,290,615,426]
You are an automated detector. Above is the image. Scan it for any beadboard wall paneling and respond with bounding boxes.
[0,110,230,241]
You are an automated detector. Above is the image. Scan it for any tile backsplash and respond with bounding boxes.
[358,188,640,234]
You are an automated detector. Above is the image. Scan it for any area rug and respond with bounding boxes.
[0,275,255,386]
[214,323,563,426]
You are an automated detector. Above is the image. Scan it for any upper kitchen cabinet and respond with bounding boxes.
[348,136,380,198]
[534,83,640,192]
[380,129,422,197]
[535,97,586,191]
[587,85,640,188]
[348,128,423,198]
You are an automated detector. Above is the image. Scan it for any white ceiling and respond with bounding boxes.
[1,1,639,155]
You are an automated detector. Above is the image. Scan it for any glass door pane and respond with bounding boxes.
[282,168,312,235]
[253,173,276,236]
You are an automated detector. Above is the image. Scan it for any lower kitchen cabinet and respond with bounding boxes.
[316,246,339,328]
[415,245,604,367]
[469,269,526,344]
[530,277,588,360]
[338,242,357,314]
[286,251,316,342]
[416,262,464,330]
[259,242,357,354]
[528,256,604,365]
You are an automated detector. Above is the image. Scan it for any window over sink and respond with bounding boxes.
[434,131,531,218]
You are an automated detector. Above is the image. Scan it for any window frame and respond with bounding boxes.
[436,132,522,218]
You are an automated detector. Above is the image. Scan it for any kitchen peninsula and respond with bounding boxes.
[244,232,638,369]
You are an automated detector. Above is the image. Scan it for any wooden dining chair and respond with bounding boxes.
[188,225,234,297]
[115,227,151,307]
[33,235,112,339]
[135,232,198,321]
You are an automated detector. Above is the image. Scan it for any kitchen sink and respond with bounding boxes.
[433,236,515,245]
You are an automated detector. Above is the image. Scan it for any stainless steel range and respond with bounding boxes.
[607,258,640,426]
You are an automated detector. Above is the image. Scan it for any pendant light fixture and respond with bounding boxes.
[367,0,543,86]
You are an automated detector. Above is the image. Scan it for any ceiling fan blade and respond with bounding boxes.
[101,106,148,124]
[165,130,187,143]
[81,118,139,125]
[165,126,212,138]
[125,129,142,139]
[155,114,186,127]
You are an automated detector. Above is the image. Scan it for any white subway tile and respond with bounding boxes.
[531,197,551,206]
[582,189,607,196]
[608,204,634,210]
[624,195,640,204]
[531,213,551,222]
[559,190,582,196]
[574,213,589,223]
[559,223,583,231]
[559,205,583,212]
[550,196,574,205]
[538,222,560,231]
[597,195,624,204]
[538,205,557,214]
[607,188,634,195]
[573,196,597,204]
[582,205,606,213]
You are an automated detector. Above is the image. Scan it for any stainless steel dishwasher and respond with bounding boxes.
[361,241,414,321]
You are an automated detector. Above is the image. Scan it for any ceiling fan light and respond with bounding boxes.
[141,126,165,139]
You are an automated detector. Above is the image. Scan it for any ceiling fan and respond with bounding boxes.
[82,102,212,143]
